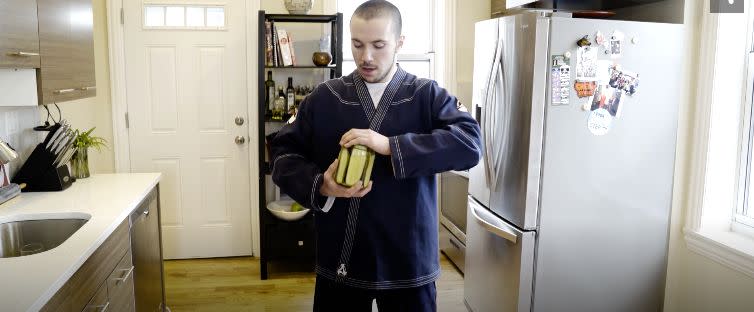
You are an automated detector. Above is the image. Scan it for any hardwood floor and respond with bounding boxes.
[164,254,466,311]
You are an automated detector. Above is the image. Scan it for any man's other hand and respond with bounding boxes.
[320,158,372,198]
[339,129,391,155]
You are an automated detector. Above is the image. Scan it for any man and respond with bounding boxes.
[270,1,481,311]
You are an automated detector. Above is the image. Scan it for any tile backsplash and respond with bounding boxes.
[0,106,42,178]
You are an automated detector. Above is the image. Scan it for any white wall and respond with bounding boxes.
[454,0,490,110]
[0,106,44,177]
[49,0,115,175]
[663,1,754,311]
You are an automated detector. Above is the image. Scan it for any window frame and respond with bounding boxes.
[142,3,228,31]
[337,0,439,81]
[735,15,754,232]
[684,0,754,279]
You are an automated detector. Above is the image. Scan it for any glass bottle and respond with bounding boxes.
[272,96,285,121]
[286,77,295,115]
[265,71,275,115]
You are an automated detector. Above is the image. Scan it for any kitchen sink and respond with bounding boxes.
[0,217,89,258]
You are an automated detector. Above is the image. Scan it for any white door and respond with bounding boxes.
[123,0,251,259]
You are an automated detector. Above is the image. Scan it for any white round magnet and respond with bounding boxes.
[587,108,613,136]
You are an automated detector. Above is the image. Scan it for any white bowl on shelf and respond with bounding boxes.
[266,199,310,221]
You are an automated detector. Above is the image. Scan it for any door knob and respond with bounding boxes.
[235,117,245,126]
[235,136,246,145]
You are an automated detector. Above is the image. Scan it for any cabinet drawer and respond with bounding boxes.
[81,281,109,312]
[107,249,135,312]
[41,220,130,312]
[266,223,315,260]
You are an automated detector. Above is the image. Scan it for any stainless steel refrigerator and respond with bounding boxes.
[464,12,683,312]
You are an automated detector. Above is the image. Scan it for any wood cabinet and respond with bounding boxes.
[0,0,41,68]
[130,188,167,311]
[40,187,165,312]
[36,0,96,105]
[107,250,136,312]
[41,219,132,312]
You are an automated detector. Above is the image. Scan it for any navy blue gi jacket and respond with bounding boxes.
[271,67,481,290]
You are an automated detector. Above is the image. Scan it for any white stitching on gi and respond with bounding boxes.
[310,173,323,210]
[391,79,432,105]
[324,80,361,105]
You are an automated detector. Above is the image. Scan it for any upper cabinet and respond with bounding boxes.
[37,0,96,105]
[0,0,41,68]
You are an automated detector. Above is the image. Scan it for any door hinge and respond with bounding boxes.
[125,112,130,128]
[120,8,124,25]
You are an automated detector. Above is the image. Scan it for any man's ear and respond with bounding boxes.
[396,35,405,51]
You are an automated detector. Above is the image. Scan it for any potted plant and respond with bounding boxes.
[70,127,107,179]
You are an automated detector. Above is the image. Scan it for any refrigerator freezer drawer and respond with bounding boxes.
[464,196,536,312]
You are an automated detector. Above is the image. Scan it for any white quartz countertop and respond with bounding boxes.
[0,173,161,312]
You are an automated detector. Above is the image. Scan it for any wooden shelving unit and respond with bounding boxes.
[257,10,343,280]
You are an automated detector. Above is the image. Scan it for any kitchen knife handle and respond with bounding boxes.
[470,203,518,244]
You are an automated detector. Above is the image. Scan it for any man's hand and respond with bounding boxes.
[339,129,391,155]
[320,158,372,198]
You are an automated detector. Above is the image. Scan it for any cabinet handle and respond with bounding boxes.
[78,86,96,91]
[143,208,150,216]
[7,51,39,57]
[114,266,135,285]
[53,89,76,95]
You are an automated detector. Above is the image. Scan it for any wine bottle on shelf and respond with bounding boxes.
[286,77,295,114]
[265,71,275,115]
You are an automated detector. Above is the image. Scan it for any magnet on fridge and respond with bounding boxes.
[564,51,572,61]
[611,30,625,41]
[587,108,613,136]
[631,37,639,44]
[594,31,605,46]
[574,81,597,98]
[609,38,622,58]
[577,35,591,47]
[575,47,597,81]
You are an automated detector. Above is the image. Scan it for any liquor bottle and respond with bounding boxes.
[265,71,275,115]
[286,77,295,114]
[277,86,285,99]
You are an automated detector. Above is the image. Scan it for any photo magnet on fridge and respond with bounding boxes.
[574,81,597,98]
[609,67,640,95]
[575,46,598,81]
[609,31,625,58]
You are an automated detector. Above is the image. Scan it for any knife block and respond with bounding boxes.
[12,143,74,192]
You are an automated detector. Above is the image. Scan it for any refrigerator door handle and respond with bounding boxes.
[492,57,508,188]
[470,202,518,243]
[482,27,504,190]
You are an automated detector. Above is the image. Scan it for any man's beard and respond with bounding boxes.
[361,62,395,83]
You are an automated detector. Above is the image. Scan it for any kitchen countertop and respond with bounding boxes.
[0,173,161,312]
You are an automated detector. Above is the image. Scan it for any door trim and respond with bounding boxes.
[106,0,261,257]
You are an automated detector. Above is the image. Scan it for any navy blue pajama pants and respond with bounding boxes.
[313,275,437,312]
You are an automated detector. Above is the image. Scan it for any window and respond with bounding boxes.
[337,0,437,79]
[143,4,225,29]
[684,1,754,278]
[737,19,754,232]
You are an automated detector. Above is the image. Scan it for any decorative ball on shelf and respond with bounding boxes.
[312,52,332,67]
[284,0,313,15]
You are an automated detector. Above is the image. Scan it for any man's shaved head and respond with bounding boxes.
[352,0,402,39]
